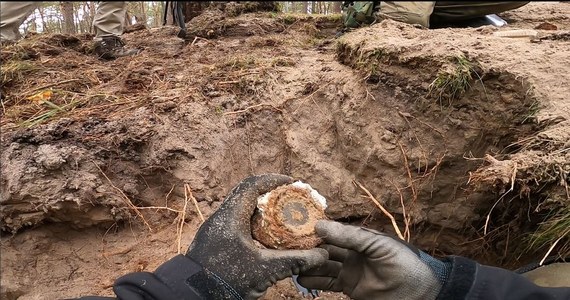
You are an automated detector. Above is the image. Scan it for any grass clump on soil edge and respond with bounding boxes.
[427,55,480,107]
[470,149,570,261]
[527,205,570,261]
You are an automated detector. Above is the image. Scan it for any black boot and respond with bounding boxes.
[93,36,139,60]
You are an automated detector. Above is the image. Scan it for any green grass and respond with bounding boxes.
[527,205,570,258]
[428,55,476,107]
[20,99,79,128]
[520,100,541,124]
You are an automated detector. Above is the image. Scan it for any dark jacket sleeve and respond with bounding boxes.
[78,255,205,300]
[437,256,570,300]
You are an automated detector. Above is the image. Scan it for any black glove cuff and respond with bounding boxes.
[154,254,243,300]
[435,256,477,300]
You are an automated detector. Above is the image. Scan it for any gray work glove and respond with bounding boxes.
[185,174,329,300]
[298,220,451,300]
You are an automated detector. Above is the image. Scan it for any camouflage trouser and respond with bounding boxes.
[431,1,530,25]
[0,1,126,42]
[379,1,529,28]
[521,263,570,288]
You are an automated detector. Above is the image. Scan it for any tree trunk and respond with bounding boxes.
[302,1,308,14]
[29,14,37,32]
[89,1,96,33]
[331,1,342,13]
[60,1,76,34]
[127,1,146,25]
[137,1,147,25]
[73,2,82,33]
[152,2,159,27]
[164,2,174,25]
[183,2,211,22]
[38,5,48,33]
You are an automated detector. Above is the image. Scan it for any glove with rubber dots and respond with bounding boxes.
[298,220,451,300]
[154,174,329,300]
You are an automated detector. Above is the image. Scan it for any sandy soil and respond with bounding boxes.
[1,2,569,299]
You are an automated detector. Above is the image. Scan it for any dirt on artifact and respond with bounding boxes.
[252,183,327,250]
[1,2,569,299]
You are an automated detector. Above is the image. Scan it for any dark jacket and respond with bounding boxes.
[80,255,570,300]
[437,256,570,300]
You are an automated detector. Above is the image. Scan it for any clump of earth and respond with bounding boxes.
[1,2,569,299]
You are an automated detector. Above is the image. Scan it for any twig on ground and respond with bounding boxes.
[21,78,82,96]
[355,181,405,241]
[223,103,282,116]
[218,80,241,84]
[365,87,376,101]
[133,206,180,213]
[190,36,199,46]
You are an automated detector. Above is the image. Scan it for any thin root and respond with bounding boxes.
[93,161,153,232]
[355,181,405,241]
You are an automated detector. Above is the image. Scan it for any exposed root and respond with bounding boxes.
[20,79,83,97]
[397,112,429,174]
[387,179,411,241]
[482,159,517,235]
[185,184,205,223]
[177,185,190,254]
[397,141,418,202]
[355,180,405,241]
[93,161,153,232]
[223,103,282,116]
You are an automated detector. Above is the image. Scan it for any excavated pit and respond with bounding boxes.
[1,3,569,299]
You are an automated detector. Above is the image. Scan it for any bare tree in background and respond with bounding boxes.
[331,1,342,13]
[61,1,76,34]
[19,1,345,36]
[133,2,147,24]
[183,2,211,22]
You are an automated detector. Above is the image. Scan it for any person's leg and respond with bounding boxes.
[431,2,529,26]
[92,1,126,40]
[92,1,139,60]
[0,2,39,42]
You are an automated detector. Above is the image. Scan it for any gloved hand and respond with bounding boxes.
[298,220,451,300]
[184,174,328,299]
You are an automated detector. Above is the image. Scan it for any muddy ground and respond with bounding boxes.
[1,2,569,299]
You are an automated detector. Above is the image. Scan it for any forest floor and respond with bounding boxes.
[1,2,569,299]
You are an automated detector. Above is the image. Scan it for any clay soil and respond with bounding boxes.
[1,2,569,299]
